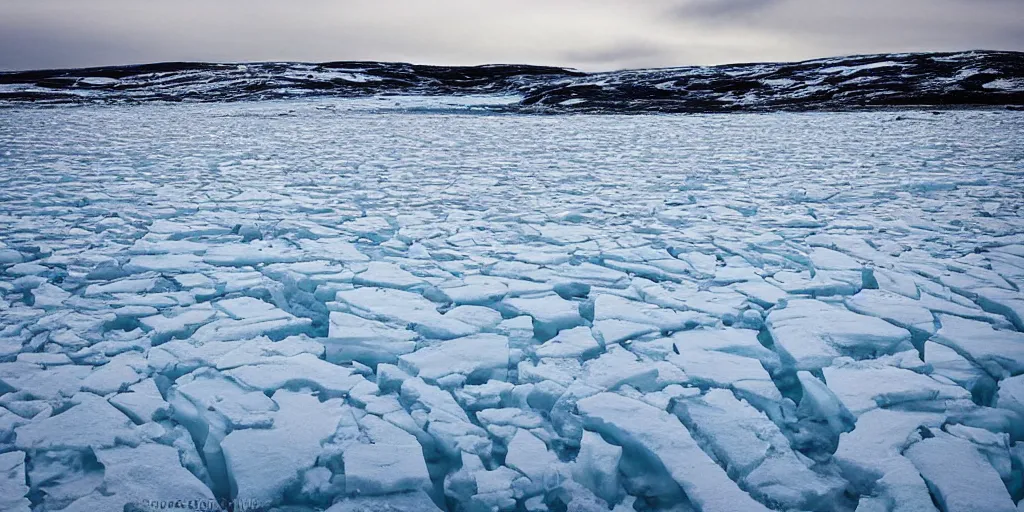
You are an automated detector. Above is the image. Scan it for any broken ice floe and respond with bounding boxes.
[1,107,1023,511]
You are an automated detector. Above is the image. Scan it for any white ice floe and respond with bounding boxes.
[844,289,937,336]
[834,409,945,512]
[674,389,847,510]
[932,314,1024,379]
[325,311,418,365]
[0,451,30,512]
[766,299,913,370]
[335,287,478,340]
[535,326,602,359]
[669,349,782,410]
[904,434,1017,512]
[505,428,560,482]
[221,390,347,505]
[14,393,140,451]
[190,296,312,342]
[66,443,217,511]
[224,352,365,397]
[502,292,585,339]
[823,359,971,416]
[327,491,442,511]
[108,378,169,424]
[343,443,432,495]
[578,392,770,512]
[996,374,1024,418]
[399,333,509,384]
[571,430,623,504]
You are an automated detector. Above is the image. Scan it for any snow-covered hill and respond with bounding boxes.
[1,50,1022,111]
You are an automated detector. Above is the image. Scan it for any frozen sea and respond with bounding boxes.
[1,101,1024,512]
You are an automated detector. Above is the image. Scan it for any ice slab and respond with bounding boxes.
[139,304,218,343]
[577,392,770,512]
[434,276,510,305]
[343,443,431,495]
[768,270,862,297]
[766,299,913,370]
[125,254,205,273]
[974,286,1024,331]
[844,289,937,336]
[81,356,143,395]
[326,491,442,511]
[0,361,91,400]
[904,435,1016,512]
[454,380,513,411]
[173,368,277,429]
[924,341,996,400]
[592,319,657,346]
[810,247,865,270]
[536,326,602,359]
[399,333,509,383]
[0,451,30,512]
[353,261,427,290]
[669,349,782,407]
[213,334,326,370]
[221,390,346,506]
[296,238,370,262]
[582,345,659,391]
[996,374,1024,418]
[797,371,856,437]
[108,378,169,424]
[503,292,585,339]
[73,443,217,511]
[673,389,846,510]
[190,296,312,342]
[444,305,503,329]
[636,280,749,322]
[14,393,140,451]
[325,311,417,365]
[669,328,780,371]
[518,358,582,387]
[592,293,709,331]
[336,287,478,340]
[571,430,622,504]
[505,428,559,482]
[28,282,71,309]
[224,352,365,397]
[823,360,971,416]
[202,241,304,266]
[834,409,944,511]
[932,314,1024,379]
[400,377,490,458]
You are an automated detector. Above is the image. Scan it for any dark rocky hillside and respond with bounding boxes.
[1,51,1021,112]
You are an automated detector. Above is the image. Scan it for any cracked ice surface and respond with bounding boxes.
[1,102,1024,512]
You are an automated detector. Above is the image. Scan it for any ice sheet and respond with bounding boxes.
[0,105,1022,511]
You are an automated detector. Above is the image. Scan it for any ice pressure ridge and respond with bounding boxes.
[1,50,1022,112]
[0,106,1023,511]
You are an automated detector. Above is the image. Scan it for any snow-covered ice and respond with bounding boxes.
[342,443,432,496]
[0,103,1022,511]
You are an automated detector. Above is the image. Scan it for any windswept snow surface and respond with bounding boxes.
[0,104,1023,511]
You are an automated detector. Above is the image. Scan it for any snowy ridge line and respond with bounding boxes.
[1,50,1022,111]
[1,108,1023,511]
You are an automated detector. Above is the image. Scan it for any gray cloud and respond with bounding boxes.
[669,0,784,19]
[0,22,167,71]
[0,0,1020,72]
[561,42,676,70]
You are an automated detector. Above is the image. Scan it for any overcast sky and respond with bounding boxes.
[1,0,1022,72]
